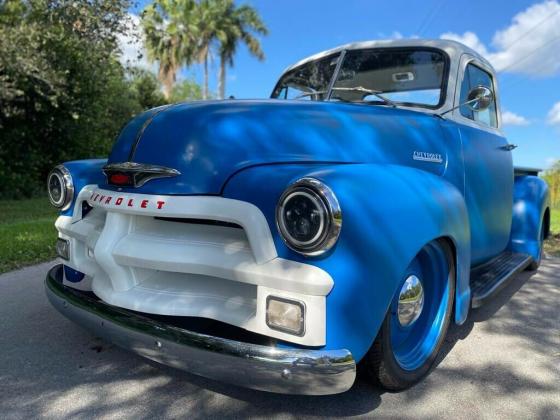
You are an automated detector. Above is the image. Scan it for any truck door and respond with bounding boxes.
[453,57,513,265]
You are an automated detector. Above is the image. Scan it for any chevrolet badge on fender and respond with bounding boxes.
[413,151,443,163]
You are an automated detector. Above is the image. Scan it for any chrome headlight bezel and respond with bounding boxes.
[275,177,342,257]
[47,165,74,211]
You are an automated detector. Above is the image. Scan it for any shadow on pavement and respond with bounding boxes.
[0,258,558,419]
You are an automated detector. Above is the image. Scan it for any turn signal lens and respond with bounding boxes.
[266,296,305,336]
[109,173,133,186]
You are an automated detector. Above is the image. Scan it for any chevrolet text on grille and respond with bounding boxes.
[88,192,166,209]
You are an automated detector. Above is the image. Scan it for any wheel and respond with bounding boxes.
[362,239,455,391]
[527,221,545,271]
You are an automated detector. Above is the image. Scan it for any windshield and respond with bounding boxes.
[272,48,448,108]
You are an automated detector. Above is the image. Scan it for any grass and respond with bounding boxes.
[0,197,58,274]
[0,199,559,274]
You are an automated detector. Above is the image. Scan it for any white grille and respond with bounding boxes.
[55,185,333,346]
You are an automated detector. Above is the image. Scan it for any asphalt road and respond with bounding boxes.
[0,259,558,420]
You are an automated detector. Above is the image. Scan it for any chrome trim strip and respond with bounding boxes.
[45,264,355,395]
[325,49,346,101]
[127,105,172,161]
[103,162,181,187]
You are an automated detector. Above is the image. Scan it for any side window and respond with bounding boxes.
[459,63,498,128]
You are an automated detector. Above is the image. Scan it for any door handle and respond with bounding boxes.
[501,144,518,151]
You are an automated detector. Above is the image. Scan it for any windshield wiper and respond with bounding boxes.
[331,86,397,107]
[293,86,397,108]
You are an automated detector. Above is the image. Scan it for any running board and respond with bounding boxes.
[470,251,532,308]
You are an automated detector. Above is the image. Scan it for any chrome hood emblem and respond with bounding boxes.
[103,162,181,188]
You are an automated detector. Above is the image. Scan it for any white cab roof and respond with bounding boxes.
[282,39,493,74]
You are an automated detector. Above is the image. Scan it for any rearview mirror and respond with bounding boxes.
[466,85,493,112]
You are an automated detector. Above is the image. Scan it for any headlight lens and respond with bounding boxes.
[276,178,341,256]
[47,165,74,210]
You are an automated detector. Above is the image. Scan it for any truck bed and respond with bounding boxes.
[514,167,542,176]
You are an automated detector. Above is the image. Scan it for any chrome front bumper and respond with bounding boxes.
[45,264,356,395]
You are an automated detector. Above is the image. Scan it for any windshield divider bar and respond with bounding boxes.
[326,50,347,101]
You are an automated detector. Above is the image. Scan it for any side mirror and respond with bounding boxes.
[466,85,493,111]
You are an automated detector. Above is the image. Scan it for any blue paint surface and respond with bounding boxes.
[102,100,455,195]
[60,159,107,216]
[101,100,515,264]
[509,175,550,261]
[63,265,85,283]
[108,106,167,162]
[458,124,513,265]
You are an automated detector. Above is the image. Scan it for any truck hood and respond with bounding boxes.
[106,100,447,195]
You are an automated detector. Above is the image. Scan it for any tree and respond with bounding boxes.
[193,0,219,100]
[170,77,204,102]
[544,161,560,209]
[140,0,268,101]
[128,67,167,109]
[141,0,198,99]
[0,0,140,198]
[215,0,268,99]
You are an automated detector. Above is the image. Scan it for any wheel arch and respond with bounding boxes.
[437,235,461,322]
[544,207,551,240]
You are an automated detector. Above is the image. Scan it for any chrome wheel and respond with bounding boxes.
[389,240,452,371]
[363,239,455,390]
[397,275,424,327]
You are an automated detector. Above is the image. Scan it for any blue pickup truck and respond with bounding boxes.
[45,39,550,395]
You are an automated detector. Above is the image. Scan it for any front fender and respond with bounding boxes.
[223,163,471,361]
[509,175,550,260]
[60,159,107,216]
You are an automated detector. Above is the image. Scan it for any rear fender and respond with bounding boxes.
[509,175,550,260]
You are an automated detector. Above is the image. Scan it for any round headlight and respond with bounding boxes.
[276,178,341,256]
[47,165,74,210]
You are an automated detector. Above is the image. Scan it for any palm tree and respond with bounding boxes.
[192,0,220,100]
[215,1,268,99]
[142,0,267,101]
[141,0,197,100]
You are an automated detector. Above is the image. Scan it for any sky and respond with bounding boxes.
[123,0,560,169]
